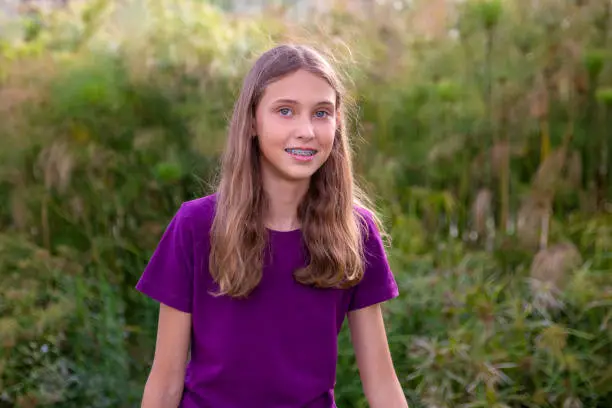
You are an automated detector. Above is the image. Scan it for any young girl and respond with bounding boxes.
[136,44,408,408]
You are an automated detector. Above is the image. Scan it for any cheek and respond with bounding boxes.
[261,111,288,132]
[317,121,336,149]
[257,116,286,147]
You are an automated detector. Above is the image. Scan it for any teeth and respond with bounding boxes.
[286,148,316,156]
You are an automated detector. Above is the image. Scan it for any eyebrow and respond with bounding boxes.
[272,98,335,107]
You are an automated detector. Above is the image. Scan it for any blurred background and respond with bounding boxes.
[1,0,611,407]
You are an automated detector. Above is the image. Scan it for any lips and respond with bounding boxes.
[285,148,317,162]
[284,148,317,156]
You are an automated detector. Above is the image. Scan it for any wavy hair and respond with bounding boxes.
[209,44,384,298]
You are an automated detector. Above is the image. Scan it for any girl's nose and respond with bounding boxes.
[295,118,315,140]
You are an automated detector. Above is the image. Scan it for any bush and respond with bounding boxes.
[1,0,611,406]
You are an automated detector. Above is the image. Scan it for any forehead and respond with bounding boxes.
[260,69,336,105]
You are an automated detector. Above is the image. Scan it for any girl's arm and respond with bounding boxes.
[348,304,409,408]
[141,303,192,408]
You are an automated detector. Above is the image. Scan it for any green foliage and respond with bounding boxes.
[1,0,611,407]
[0,234,78,405]
[596,87,612,106]
[470,0,503,30]
[584,49,608,79]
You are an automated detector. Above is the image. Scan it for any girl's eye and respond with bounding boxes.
[314,110,329,118]
[279,108,292,116]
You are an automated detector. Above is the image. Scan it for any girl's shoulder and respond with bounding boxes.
[176,192,218,229]
[353,204,385,243]
[135,193,218,313]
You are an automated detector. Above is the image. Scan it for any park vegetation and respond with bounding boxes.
[0,0,611,406]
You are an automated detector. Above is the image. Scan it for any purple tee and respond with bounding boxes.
[136,193,399,408]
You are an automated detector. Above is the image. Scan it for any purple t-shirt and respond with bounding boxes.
[136,193,399,408]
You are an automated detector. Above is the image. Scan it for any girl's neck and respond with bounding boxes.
[262,177,310,232]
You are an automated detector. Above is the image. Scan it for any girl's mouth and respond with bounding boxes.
[285,148,317,161]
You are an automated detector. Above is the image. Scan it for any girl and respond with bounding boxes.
[136,44,408,408]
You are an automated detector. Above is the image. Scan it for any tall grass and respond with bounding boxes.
[1,1,611,407]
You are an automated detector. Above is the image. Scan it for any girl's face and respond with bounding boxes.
[254,69,337,186]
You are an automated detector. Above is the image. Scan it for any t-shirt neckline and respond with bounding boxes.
[266,227,302,235]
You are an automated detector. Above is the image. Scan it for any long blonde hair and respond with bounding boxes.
[209,44,384,298]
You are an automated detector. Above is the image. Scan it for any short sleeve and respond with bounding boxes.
[348,209,399,311]
[135,203,194,313]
